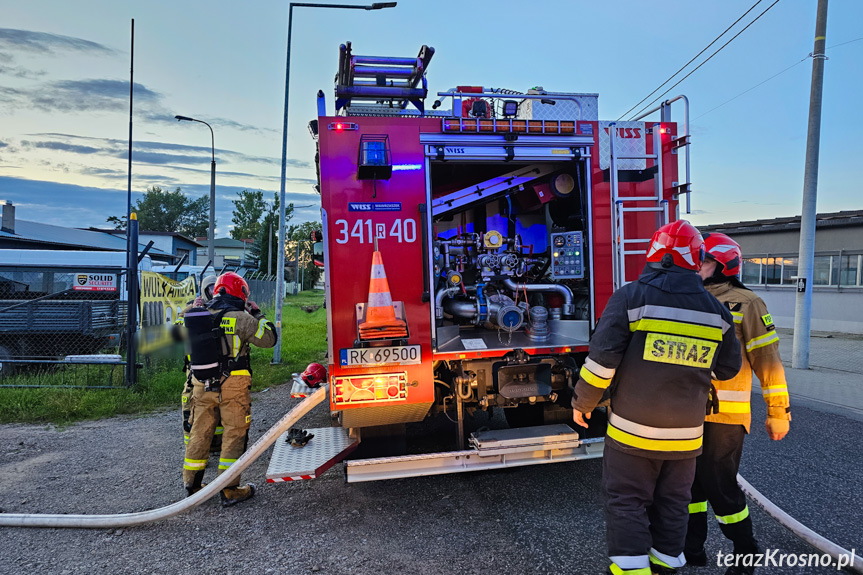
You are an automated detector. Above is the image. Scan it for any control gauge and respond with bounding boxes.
[553,235,566,248]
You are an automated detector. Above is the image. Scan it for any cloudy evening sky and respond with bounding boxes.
[0,0,860,234]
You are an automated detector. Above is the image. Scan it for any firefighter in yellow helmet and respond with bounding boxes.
[684,232,791,575]
[178,275,223,451]
[182,272,277,506]
[572,221,742,575]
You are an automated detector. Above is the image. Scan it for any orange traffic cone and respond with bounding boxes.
[358,250,408,340]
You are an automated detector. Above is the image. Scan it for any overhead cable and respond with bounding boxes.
[695,35,863,120]
[628,0,783,121]
[616,0,766,121]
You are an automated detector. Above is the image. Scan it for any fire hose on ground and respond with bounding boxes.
[736,474,863,574]
[0,386,327,530]
[0,386,860,575]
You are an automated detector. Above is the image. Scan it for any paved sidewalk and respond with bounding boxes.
[767,328,863,419]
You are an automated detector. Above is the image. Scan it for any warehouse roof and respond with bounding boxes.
[699,210,863,235]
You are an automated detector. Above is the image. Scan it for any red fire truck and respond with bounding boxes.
[268,42,692,483]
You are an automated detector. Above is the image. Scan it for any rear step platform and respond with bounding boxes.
[266,427,358,482]
[346,424,603,483]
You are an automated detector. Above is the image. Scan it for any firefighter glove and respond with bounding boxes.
[245,300,261,316]
[287,428,314,447]
[766,417,790,440]
[707,383,720,415]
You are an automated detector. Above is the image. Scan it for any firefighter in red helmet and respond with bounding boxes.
[684,232,791,575]
[572,220,742,575]
[182,272,277,506]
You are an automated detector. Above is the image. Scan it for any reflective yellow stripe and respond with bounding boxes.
[609,565,651,575]
[183,458,207,470]
[584,357,615,379]
[255,318,268,339]
[609,411,702,440]
[580,365,611,389]
[607,424,702,452]
[731,312,743,324]
[718,401,751,413]
[214,426,224,435]
[183,434,190,445]
[689,501,708,513]
[233,335,241,357]
[716,390,750,402]
[230,370,251,376]
[763,385,788,396]
[630,318,723,342]
[649,556,671,568]
[218,458,237,470]
[746,331,779,351]
[716,505,749,525]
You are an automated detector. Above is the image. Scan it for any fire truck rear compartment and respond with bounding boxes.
[427,157,592,427]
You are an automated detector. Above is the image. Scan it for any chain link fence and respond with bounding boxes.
[0,267,128,388]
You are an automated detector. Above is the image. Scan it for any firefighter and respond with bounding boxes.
[182,272,277,506]
[684,232,791,575]
[178,275,223,451]
[571,220,742,575]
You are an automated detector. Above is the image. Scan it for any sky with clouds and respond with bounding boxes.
[0,0,860,235]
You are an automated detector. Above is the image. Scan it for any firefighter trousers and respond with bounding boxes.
[182,377,223,449]
[603,445,695,573]
[686,423,757,555]
[182,373,252,489]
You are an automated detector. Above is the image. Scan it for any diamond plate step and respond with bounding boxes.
[267,427,358,483]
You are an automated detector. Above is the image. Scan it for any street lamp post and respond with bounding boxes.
[273,1,397,364]
[175,115,216,266]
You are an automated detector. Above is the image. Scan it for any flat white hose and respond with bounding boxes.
[0,386,326,529]
[738,474,863,574]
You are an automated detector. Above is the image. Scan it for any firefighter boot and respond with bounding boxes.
[684,548,709,567]
[220,483,256,507]
[651,566,677,575]
[184,470,206,497]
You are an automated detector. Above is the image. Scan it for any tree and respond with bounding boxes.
[230,190,266,240]
[249,195,294,277]
[107,186,210,237]
[289,220,324,290]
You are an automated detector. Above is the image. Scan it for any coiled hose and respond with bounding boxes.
[0,386,326,529]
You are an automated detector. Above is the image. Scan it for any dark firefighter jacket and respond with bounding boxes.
[572,266,742,459]
[704,281,791,432]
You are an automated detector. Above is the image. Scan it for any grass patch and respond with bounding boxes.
[0,290,326,425]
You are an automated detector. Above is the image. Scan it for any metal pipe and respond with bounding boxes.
[501,279,574,315]
[442,298,477,319]
[737,474,863,574]
[0,387,326,529]
[434,287,459,319]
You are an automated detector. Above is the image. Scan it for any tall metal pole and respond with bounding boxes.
[295,242,301,295]
[126,18,134,271]
[126,213,139,387]
[125,19,136,387]
[792,0,828,369]
[273,2,397,364]
[274,4,294,364]
[208,135,216,266]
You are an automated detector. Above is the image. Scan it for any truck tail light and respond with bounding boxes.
[333,372,408,405]
[329,122,359,131]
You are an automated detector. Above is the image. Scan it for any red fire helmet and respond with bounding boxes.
[703,232,742,277]
[213,272,250,301]
[645,220,705,271]
[301,363,327,388]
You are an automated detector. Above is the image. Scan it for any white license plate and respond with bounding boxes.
[340,345,421,368]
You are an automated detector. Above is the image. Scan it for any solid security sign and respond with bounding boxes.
[74,273,117,292]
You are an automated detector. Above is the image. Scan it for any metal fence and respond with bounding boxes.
[245,272,278,309]
[0,268,128,388]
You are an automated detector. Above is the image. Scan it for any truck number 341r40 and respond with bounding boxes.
[334,218,417,244]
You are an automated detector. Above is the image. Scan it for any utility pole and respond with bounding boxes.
[792,0,828,369]
[295,242,301,295]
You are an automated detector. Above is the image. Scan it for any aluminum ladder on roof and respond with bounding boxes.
[609,122,670,289]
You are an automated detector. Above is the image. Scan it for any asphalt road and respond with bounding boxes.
[0,378,860,575]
